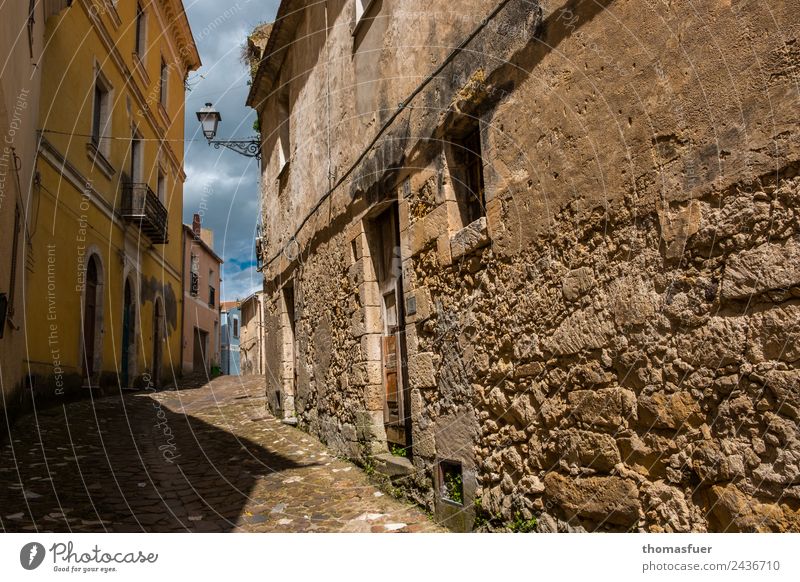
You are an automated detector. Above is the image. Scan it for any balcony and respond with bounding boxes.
[121,182,169,244]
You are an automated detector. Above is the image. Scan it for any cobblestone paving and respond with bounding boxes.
[0,376,442,532]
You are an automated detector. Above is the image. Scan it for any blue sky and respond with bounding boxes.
[182,0,280,301]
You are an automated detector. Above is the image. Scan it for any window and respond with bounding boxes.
[355,0,376,26]
[190,253,199,296]
[208,270,215,307]
[277,87,290,171]
[91,75,111,155]
[454,128,485,225]
[157,170,165,203]
[130,129,142,182]
[27,0,35,58]
[135,3,146,58]
[232,318,239,338]
[159,58,168,106]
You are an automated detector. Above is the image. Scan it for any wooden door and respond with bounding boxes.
[374,206,410,448]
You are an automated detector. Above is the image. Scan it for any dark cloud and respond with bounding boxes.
[182,0,279,301]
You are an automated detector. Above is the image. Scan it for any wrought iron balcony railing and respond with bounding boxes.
[121,182,169,244]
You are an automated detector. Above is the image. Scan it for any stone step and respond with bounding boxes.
[374,453,414,478]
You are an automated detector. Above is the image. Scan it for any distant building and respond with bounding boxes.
[182,214,223,375]
[238,292,264,377]
[220,301,241,375]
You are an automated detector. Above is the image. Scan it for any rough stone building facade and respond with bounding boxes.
[247,0,800,532]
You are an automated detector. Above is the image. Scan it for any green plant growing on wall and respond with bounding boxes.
[508,511,537,533]
[389,443,407,457]
[443,470,463,504]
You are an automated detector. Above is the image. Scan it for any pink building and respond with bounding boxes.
[182,214,223,375]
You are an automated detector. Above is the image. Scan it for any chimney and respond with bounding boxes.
[192,213,201,239]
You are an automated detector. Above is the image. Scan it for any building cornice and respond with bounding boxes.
[246,0,307,110]
[183,225,224,264]
[76,0,191,182]
[158,0,202,72]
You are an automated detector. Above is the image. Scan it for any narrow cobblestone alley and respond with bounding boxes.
[0,377,441,533]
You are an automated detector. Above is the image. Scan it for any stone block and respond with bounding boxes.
[408,220,431,256]
[450,216,489,261]
[707,483,800,532]
[348,257,377,286]
[352,361,382,386]
[544,307,615,356]
[358,282,381,307]
[554,428,621,472]
[424,203,450,242]
[345,219,364,244]
[405,287,431,323]
[360,334,382,362]
[544,472,641,527]
[364,383,384,411]
[568,387,637,429]
[721,238,800,300]
[562,266,595,302]
[409,351,436,389]
[677,316,746,368]
[658,199,701,260]
[375,453,414,477]
[638,389,703,430]
[350,305,382,337]
[399,199,411,232]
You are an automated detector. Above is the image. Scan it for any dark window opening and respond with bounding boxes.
[130,130,142,182]
[232,318,239,338]
[27,0,35,58]
[159,59,168,106]
[277,87,290,169]
[157,170,165,202]
[135,4,146,57]
[209,285,215,308]
[92,84,105,145]
[452,128,486,226]
[439,460,464,505]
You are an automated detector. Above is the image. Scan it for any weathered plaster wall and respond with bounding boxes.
[253,0,800,531]
[182,228,222,373]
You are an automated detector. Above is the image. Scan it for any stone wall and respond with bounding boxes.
[251,0,800,531]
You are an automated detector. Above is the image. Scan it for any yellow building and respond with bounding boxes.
[27,0,200,394]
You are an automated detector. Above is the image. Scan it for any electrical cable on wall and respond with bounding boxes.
[260,0,516,272]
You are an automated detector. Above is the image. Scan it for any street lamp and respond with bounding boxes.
[196,102,261,160]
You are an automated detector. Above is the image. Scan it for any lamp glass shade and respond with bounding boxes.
[196,102,221,140]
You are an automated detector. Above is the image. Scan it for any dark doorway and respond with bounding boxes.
[121,278,134,387]
[152,299,163,387]
[82,256,99,381]
[193,327,208,374]
[369,205,411,450]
